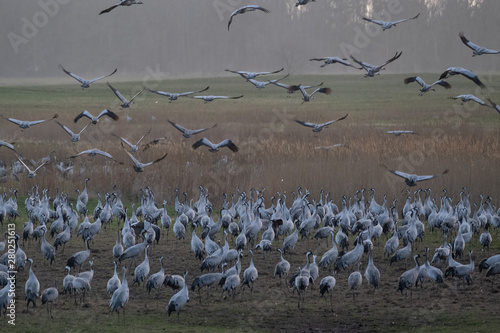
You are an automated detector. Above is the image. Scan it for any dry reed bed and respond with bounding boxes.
[0,74,499,206]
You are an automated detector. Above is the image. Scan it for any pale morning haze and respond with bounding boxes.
[1,0,499,81]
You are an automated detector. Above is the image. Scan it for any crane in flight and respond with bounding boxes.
[403,76,451,95]
[123,148,168,173]
[192,138,239,153]
[297,85,332,103]
[439,67,485,89]
[309,57,361,69]
[2,114,58,129]
[189,95,243,103]
[13,152,48,178]
[362,13,420,31]
[350,52,402,77]
[70,149,122,164]
[295,114,348,132]
[225,67,284,81]
[448,94,489,107]
[386,130,415,136]
[168,120,216,139]
[148,86,209,102]
[459,32,499,56]
[55,121,91,142]
[271,81,323,96]
[113,128,152,153]
[99,0,143,15]
[487,98,500,114]
[384,165,448,187]
[74,109,119,124]
[106,82,144,108]
[59,64,117,89]
[227,5,270,30]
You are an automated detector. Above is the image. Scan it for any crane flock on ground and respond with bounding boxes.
[1,184,500,320]
[0,1,500,327]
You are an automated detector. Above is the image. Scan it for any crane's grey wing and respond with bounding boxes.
[95,149,117,161]
[99,4,120,15]
[384,166,412,180]
[328,113,348,124]
[4,117,23,126]
[129,87,145,103]
[168,120,189,134]
[98,109,119,121]
[78,122,91,135]
[26,119,49,126]
[295,119,316,128]
[59,64,85,83]
[349,55,372,71]
[470,95,487,105]
[192,137,212,150]
[0,140,15,151]
[191,126,213,135]
[378,51,402,68]
[218,139,239,153]
[311,87,332,96]
[116,136,134,148]
[124,149,142,166]
[33,160,49,172]
[178,86,210,97]
[362,17,385,26]
[136,127,152,144]
[415,170,448,182]
[270,81,291,89]
[459,69,485,89]
[107,82,127,103]
[302,82,324,89]
[74,110,93,123]
[403,76,424,87]
[88,69,117,84]
[148,89,174,97]
[432,80,452,89]
[225,69,243,75]
[152,152,168,164]
[13,152,32,172]
[390,18,411,25]
[298,85,308,98]
[55,121,75,137]
[459,32,481,52]
[260,67,284,75]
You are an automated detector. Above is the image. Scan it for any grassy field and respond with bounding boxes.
[1,74,500,332]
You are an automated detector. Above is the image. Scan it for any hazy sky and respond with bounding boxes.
[1,0,499,80]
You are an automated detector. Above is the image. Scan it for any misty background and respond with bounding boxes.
[1,0,499,82]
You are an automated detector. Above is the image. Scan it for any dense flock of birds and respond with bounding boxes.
[1,184,500,321]
[1,1,500,326]
[1,3,499,181]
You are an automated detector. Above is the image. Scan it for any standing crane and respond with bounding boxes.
[167,271,189,321]
[25,258,40,312]
[41,280,59,318]
[110,267,129,319]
